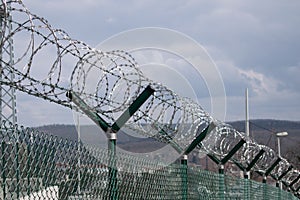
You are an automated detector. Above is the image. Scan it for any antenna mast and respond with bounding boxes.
[0,1,17,124]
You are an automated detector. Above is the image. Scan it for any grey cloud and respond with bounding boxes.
[17,0,300,123]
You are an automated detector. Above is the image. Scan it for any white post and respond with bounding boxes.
[277,137,281,157]
[276,131,288,189]
[245,88,250,179]
[245,88,249,137]
[277,136,282,189]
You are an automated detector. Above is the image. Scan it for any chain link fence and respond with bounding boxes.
[0,121,298,199]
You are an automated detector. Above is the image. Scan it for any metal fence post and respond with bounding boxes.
[277,184,281,200]
[243,176,250,200]
[27,142,31,196]
[219,164,225,200]
[67,86,154,200]
[263,175,267,200]
[181,154,188,200]
[16,141,20,199]
[1,141,6,199]
[108,130,117,200]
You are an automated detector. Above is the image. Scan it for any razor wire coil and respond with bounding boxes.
[0,1,299,197]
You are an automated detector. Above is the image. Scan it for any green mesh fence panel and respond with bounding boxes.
[0,121,298,199]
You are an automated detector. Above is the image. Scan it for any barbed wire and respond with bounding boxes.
[0,0,299,189]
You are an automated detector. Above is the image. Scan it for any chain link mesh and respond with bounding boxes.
[0,0,299,184]
[0,121,298,199]
[1,0,300,199]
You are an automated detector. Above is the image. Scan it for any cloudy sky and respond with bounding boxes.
[15,0,300,126]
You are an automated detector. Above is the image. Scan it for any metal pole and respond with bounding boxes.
[16,142,20,199]
[77,114,81,195]
[8,5,17,126]
[263,175,267,200]
[27,142,31,196]
[277,137,281,158]
[277,137,282,189]
[243,168,250,199]
[277,182,281,200]
[219,164,225,200]
[0,2,17,124]
[245,88,250,179]
[1,141,6,199]
[108,130,117,200]
[243,176,250,200]
[245,88,249,137]
[67,86,154,199]
[181,154,188,200]
[0,7,3,124]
